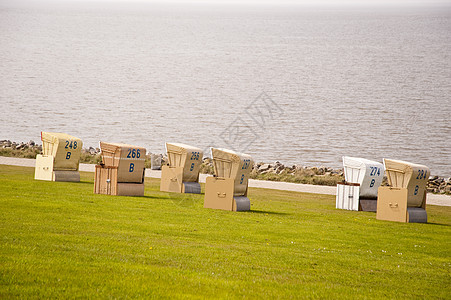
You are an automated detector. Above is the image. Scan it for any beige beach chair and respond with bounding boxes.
[204,148,253,211]
[94,142,146,196]
[376,158,429,223]
[35,131,83,182]
[160,142,203,194]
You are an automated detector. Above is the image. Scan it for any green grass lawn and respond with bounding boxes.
[0,165,450,299]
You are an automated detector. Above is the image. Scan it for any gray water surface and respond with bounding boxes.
[1,2,450,175]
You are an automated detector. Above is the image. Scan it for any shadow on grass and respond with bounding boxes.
[141,195,165,199]
[425,222,451,227]
[249,209,289,216]
[78,181,94,185]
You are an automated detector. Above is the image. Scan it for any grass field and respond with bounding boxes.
[0,165,450,299]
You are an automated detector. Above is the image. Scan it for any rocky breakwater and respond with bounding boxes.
[200,158,344,186]
[427,176,451,195]
[200,157,451,194]
[1,140,450,194]
[0,139,102,164]
[0,139,42,158]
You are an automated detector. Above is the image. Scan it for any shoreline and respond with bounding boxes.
[1,139,450,195]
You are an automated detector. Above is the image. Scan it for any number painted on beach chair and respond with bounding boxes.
[240,174,245,184]
[190,162,195,171]
[65,140,77,150]
[416,170,427,180]
[242,159,251,170]
[129,163,135,172]
[66,152,71,159]
[190,152,200,160]
[370,166,381,176]
[414,185,419,195]
[127,149,141,159]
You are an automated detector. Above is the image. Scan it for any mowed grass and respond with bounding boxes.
[0,165,450,299]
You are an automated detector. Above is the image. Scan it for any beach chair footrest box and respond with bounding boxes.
[336,183,360,211]
[160,165,201,194]
[376,187,426,223]
[336,182,377,212]
[160,166,183,193]
[35,154,54,181]
[35,154,80,182]
[94,165,144,196]
[204,177,250,211]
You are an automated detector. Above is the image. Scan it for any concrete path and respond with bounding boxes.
[1,156,450,207]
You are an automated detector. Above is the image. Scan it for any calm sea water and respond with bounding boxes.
[1,2,450,176]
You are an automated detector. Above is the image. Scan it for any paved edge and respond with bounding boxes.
[1,156,450,207]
